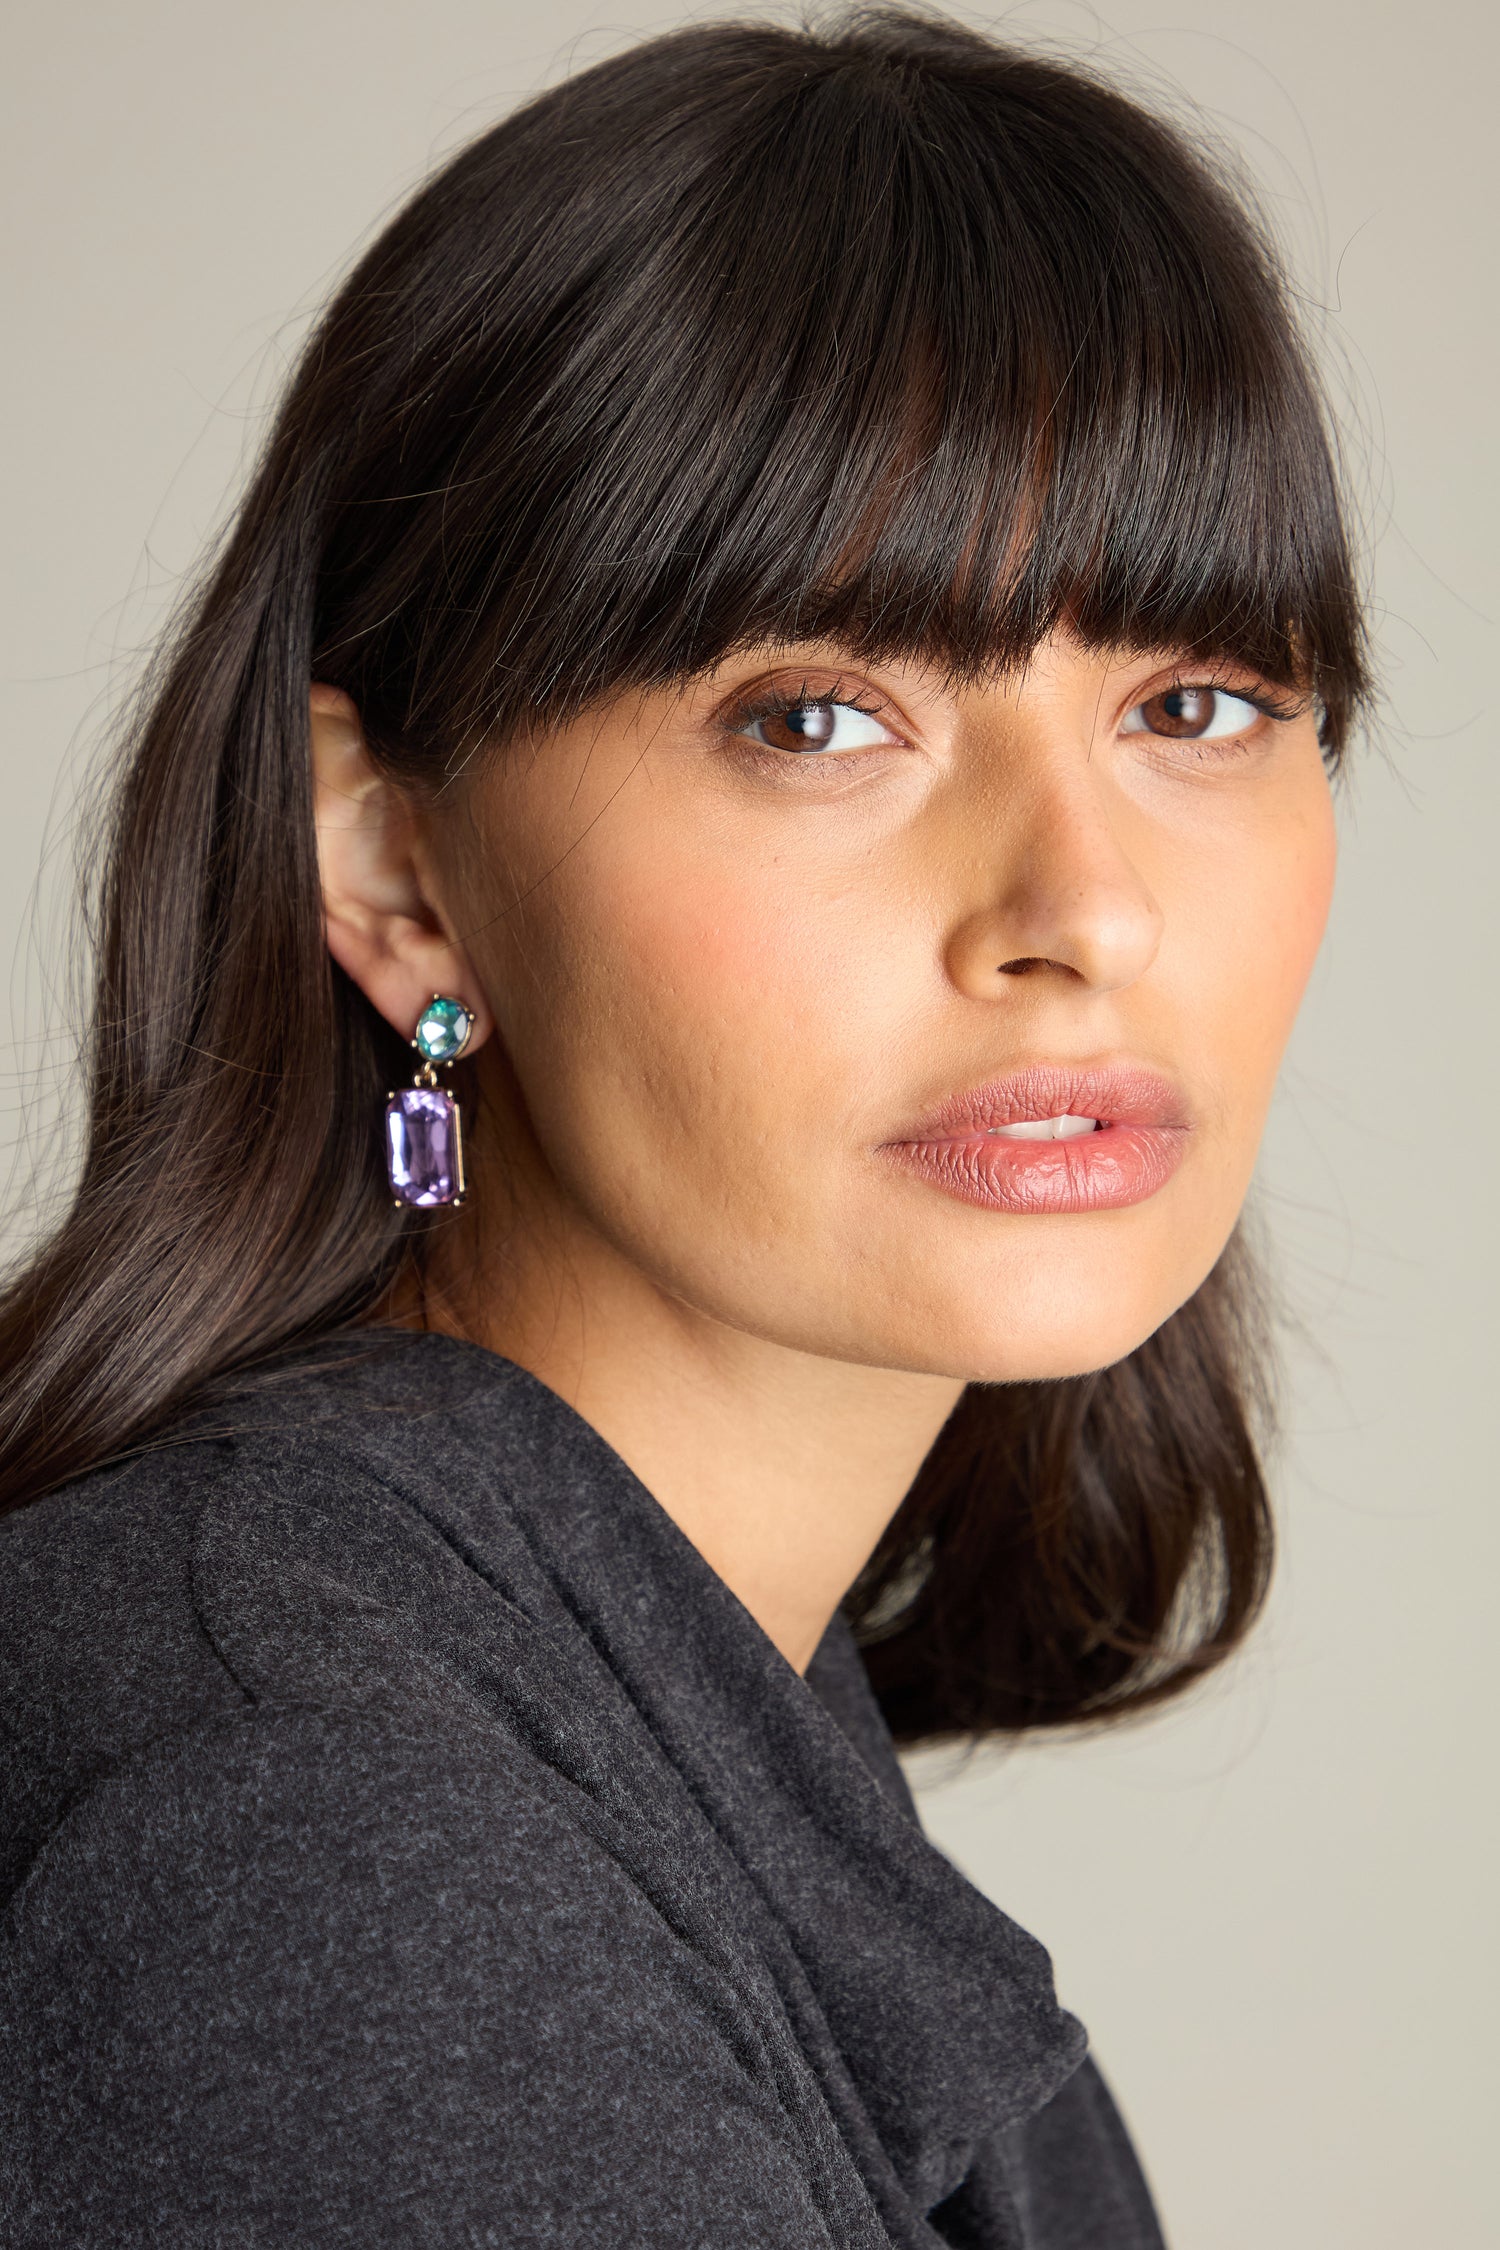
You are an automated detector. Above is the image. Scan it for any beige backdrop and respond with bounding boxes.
[4,3,1496,2243]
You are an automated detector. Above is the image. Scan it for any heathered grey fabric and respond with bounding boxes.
[0,1331,1165,2248]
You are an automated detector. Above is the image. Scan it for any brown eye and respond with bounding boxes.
[755,702,837,752]
[740,699,898,754]
[1143,687,1217,737]
[1122,686,1263,742]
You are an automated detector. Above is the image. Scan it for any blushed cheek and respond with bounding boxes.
[478,825,844,1189]
[639,864,796,988]
[591,856,862,1106]
[1217,787,1338,1127]
[1268,785,1336,1018]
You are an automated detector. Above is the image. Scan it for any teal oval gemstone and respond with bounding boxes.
[413,995,473,1063]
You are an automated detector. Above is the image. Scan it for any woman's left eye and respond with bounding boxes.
[738,699,898,754]
[1121,686,1265,742]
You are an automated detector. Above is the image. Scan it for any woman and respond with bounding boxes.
[0,9,1366,2243]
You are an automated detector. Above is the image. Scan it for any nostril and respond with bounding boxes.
[997,955,1085,981]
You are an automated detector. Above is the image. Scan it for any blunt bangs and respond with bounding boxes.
[310,16,1367,768]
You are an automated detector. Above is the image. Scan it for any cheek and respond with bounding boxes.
[566,846,900,1126]
[481,808,901,1196]
[1173,775,1337,1138]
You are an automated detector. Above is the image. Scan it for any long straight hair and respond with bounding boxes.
[0,8,1366,1740]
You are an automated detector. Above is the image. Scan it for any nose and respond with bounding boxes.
[943,775,1165,1000]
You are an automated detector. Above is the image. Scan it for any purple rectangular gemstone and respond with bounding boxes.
[385,1086,464,1207]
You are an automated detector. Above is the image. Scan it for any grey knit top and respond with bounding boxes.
[0,1331,1164,2247]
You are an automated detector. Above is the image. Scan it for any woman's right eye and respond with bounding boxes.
[738,699,900,754]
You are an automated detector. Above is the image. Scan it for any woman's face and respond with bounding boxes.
[437,632,1335,1381]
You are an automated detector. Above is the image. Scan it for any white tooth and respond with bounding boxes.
[988,1114,1099,1141]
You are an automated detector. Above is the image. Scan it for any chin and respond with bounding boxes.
[888,1184,1244,1382]
[864,1249,1222,1386]
[953,1327,1162,1385]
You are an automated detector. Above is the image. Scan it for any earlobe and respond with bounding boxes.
[308,684,492,1053]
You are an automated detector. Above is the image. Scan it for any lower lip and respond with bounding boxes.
[882,1122,1187,1215]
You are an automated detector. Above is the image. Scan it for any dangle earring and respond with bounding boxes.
[385,995,474,1208]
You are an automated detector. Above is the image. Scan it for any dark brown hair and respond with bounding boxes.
[0,8,1366,1740]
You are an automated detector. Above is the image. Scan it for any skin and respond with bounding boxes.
[312,632,1335,1671]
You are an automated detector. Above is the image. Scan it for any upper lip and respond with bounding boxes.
[885,1062,1191,1143]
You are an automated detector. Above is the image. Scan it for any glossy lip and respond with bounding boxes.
[880,1064,1191,1216]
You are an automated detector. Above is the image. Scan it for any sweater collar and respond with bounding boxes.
[357,1332,1087,2203]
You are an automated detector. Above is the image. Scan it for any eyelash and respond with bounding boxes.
[1159,677,1304,726]
[716,673,1307,764]
[722,677,889,732]
[1134,677,1305,759]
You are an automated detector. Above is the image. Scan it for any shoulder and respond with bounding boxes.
[0,1435,244,1903]
[0,1700,832,2246]
[0,1333,548,1906]
[4,1697,668,1975]
[0,1340,850,2241]
[0,1360,742,2143]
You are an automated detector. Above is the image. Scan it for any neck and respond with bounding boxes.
[401,1191,963,1675]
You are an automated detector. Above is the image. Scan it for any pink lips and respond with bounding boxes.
[881,1065,1190,1215]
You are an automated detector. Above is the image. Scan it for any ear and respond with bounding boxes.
[309,685,492,1053]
